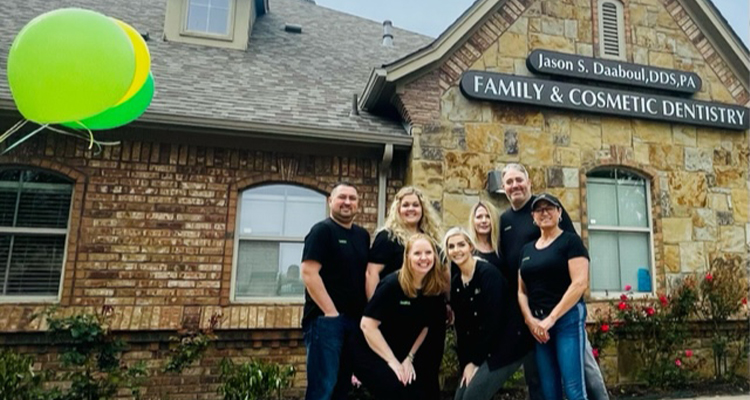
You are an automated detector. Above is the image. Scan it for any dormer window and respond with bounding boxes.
[164,0,268,50]
[598,0,626,60]
[184,0,234,38]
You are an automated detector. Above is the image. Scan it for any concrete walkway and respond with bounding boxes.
[669,395,749,400]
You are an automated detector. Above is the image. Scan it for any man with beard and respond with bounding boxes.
[301,182,370,400]
[499,164,609,400]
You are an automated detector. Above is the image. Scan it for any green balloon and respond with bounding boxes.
[62,73,154,130]
[7,8,136,124]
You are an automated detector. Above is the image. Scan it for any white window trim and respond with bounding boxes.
[0,171,73,303]
[598,0,627,61]
[180,0,237,41]
[587,172,656,300]
[230,185,326,304]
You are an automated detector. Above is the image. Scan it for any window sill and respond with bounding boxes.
[0,296,59,304]
[587,291,654,302]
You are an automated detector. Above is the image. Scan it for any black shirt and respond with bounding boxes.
[450,260,524,370]
[474,250,503,271]
[301,218,370,326]
[519,232,589,317]
[369,230,405,278]
[362,273,444,360]
[499,195,576,291]
[498,194,576,352]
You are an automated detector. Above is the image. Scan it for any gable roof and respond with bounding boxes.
[0,0,432,145]
[359,0,750,112]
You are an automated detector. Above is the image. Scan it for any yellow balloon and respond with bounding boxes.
[112,19,150,105]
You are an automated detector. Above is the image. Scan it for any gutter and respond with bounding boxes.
[0,99,413,149]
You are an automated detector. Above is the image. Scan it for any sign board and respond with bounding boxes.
[526,50,702,94]
[459,71,748,131]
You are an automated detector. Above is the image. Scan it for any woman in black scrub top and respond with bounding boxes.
[468,201,502,270]
[518,193,591,400]
[365,186,446,399]
[354,234,450,400]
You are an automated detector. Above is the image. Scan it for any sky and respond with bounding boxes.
[316,0,749,48]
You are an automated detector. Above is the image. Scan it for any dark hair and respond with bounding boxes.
[330,181,357,195]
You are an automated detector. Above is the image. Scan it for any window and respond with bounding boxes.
[233,184,327,300]
[184,0,234,37]
[0,169,73,300]
[598,0,626,60]
[586,169,653,294]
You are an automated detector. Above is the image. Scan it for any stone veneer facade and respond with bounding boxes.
[398,0,749,383]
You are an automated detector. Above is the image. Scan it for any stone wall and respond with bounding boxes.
[401,0,749,291]
[398,0,749,385]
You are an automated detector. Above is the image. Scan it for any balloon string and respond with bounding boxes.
[2,124,48,155]
[47,126,121,155]
[0,119,29,144]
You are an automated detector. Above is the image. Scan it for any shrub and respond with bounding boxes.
[0,349,50,400]
[217,358,295,400]
[612,279,700,387]
[163,312,221,374]
[35,306,147,400]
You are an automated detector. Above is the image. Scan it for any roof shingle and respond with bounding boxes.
[0,0,433,137]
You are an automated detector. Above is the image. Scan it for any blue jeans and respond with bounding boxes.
[535,302,588,400]
[303,315,359,400]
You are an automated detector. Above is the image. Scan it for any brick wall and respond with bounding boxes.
[0,127,406,332]
[3,330,307,399]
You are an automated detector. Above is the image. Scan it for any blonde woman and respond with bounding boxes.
[444,227,524,400]
[467,201,502,271]
[365,186,444,399]
[354,234,450,400]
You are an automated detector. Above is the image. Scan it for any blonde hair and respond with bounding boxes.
[379,186,443,245]
[442,226,477,260]
[467,201,500,255]
[399,234,450,298]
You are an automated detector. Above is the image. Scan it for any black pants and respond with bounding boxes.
[353,349,421,400]
[414,321,446,399]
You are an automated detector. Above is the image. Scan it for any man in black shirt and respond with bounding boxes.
[301,183,370,400]
[499,163,609,400]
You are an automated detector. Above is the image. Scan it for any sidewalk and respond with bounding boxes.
[669,395,748,400]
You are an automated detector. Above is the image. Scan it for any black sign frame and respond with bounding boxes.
[526,49,702,94]
[459,71,748,131]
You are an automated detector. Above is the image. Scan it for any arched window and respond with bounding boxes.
[232,184,327,300]
[0,168,73,299]
[598,0,626,60]
[586,168,653,294]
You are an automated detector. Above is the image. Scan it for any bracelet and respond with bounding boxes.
[407,352,415,362]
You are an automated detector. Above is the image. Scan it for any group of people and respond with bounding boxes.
[300,163,609,400]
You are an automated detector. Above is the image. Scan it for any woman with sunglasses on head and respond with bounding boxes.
[365,186,446,400]
[354,234,449,400]
[518,193,590,400]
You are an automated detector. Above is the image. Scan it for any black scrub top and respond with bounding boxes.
[362,273,444,360]
[519,231,589,318]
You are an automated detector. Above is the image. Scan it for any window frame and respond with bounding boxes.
[180,0,237,42]
[586,169,656,300]
[0,169,73,303]
[598,0,627,61]
[230,184,327,304]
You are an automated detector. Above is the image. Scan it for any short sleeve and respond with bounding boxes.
[369,230,395,264]
[364,275,398,321]
[301,222,329,264]
[564,233,589,261]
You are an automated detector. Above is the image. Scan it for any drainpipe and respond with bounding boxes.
[378,144,393,227]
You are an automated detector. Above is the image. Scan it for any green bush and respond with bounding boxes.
[0,349,50,400]
[218,358,295,400]
[35,306,147,400]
